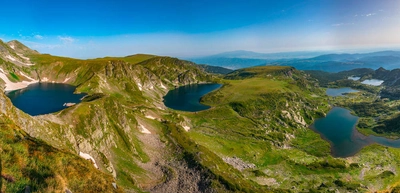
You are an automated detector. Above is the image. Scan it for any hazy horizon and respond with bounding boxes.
[1,0,399,59]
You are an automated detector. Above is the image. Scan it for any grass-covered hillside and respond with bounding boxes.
[2,41,400,192]
[0,40,220,192]
[22,53,218,192]
[307,68,400,139]
[178,66,400,192]
[0,91,120,193]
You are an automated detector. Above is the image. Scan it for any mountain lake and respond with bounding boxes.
[326,87,359,97]
[6,83,86,116]
[163,83,221,112]
[311,107,400,157]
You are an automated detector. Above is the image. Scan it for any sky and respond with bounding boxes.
[0,0,399,58]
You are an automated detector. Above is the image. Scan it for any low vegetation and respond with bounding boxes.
[312,68,400,138]
[0,110,119,192]
[2,40,400,192]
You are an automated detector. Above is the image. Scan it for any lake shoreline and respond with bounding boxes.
[325,87,359,97]
[6,83,86,116]
[163,83,222,112]
[310,106,400,158]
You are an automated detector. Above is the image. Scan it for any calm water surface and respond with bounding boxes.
[163,84,221,112]
[6,83,86,116]
[326,87,359,97]
[311,107,400,157]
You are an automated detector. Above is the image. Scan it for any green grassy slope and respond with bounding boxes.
[0,47,218,192]
[3,41,400,192]
[0,93,120,193]
[307,69,400,139]
[178,66,400,192]
[24,53,220,191]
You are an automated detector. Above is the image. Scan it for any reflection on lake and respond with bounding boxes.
[6,83,86,116]
[311,107,400,157]
[163,84,221,112]
[326,87,359,97]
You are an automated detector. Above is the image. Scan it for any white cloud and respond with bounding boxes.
[34,35,43,40]
[11,17,400,59]
[354,10,381,17]
[58,36,76,44]
[332,23,354,27]
[359,13,376,17]
[332,23,344,27]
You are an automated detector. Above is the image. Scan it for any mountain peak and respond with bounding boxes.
[7,40,39,55]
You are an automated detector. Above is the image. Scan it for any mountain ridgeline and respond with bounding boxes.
[189,50,400,72]
[188,50,327,69]
[275,51,400,72]
[1,40,400,192]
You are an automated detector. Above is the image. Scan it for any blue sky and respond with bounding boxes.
[1,0,399,58]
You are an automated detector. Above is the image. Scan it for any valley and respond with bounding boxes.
[2,0,400,192]
[1,40,400,192]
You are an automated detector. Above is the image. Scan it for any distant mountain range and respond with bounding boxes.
[187,50,400,72]
[197,64,233,74]
[187,50,327,69]
[200,50,327,59]
[275,51,400,72]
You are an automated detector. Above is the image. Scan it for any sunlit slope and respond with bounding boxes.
[3,40,400,192]
[0,45,220,192]
[22,53,221,192]
[174,66,400,192]
[0,91,120,193]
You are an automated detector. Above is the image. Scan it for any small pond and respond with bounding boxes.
[326,87,359,97]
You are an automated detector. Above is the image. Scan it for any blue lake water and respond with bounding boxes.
[361,79,384,86]
[6,83,86,116]
[326,87,359,97]
[311,107,400,157]
[163,84,221,112]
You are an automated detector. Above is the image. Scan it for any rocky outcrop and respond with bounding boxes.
[281,110,307,127]
[137,57,212,86]
[222,157,256,171]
